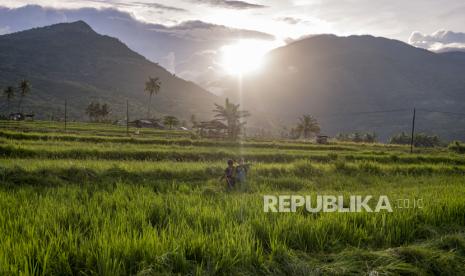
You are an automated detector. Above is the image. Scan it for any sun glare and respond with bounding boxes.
[220,40,278,75]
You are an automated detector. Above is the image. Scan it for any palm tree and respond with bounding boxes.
[190,114,198,128]
[85,102,100,122]
[3,86,15,115]
[364,132,377,143]
[144,77,161,118]
[163,115,180,130]
[213,98,250,140]
[100,103,111,122]
[18,79,31,113]
[296,114,320,139]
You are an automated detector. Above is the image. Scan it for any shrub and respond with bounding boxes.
[336,132,377,143]
[389,132,411,145]
[448,141,465,154]
[390,132,442,147]
[414,133,442,147]
[292,161,322,177]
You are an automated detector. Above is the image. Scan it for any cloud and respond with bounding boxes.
[275,17,302,25]
[192,0,268,9]
[125,2,187,12]
[83,0,187,13]
[164,20,274,41]
[0,5,275,90]
[409,30,465,52]
[0,25,10,35]
[284,34,321,45]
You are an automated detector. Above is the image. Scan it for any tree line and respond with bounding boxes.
[3,76,452,147]
[142,76,251,139]
[2,79,31,115]
[85,102,111,122]
[333,131,443,147]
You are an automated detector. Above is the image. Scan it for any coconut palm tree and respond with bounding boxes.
[190,114,198,128]
[296,114,320,139]
[144,77,161,118]
[163,115,180,130]
[3,86,15,115]
[85,102,100,122]
[18,79,31,113]
[85,102,111,122]
[213,98,250,140]
[100,103,111,122]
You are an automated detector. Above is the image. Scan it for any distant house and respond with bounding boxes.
[25,114,35,121]
[197,120,228,138]
[9,112,35,121]
[129,119,165,129]
[113,119,126,126]
[9,113,24,121]
[316,135,329,144]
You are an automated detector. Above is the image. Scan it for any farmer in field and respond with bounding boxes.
[220,159,236,189]
[235,158,250,190]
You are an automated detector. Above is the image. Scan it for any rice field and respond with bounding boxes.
[0,120,465,275]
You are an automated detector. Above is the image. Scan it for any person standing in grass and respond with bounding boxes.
[236,158,250,191]
[220,159,236,189]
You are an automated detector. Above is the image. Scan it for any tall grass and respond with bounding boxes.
[1,182,464,275]
[0,121,465,274]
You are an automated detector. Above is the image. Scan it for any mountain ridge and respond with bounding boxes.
[1,21,465,140]
[0,21,220,121]
[223,34,465,140]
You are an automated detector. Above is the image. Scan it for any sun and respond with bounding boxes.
[220,40,278,75]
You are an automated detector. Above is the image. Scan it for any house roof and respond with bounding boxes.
[129,119,165,128]
[198,120,228,130]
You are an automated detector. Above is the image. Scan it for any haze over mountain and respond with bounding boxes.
[225,35,465,140]
[1,20,465,140]
[0,21,219,121]
[0,5,274,93]
[3,4,465,97]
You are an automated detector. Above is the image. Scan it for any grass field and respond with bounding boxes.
[1,120,465,275]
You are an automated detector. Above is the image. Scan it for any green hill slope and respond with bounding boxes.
[225,35,465,140]
[0,21,219,121]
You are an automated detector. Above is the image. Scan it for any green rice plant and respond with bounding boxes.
[449,141,465,154]
[1,122,465,274]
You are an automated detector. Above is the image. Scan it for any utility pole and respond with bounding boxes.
[126,100,129,136]
[410,108,416,154]
[64,99,67,132]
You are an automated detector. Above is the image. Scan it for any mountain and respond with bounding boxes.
[0,21,219,121]
[226,34,465,140]
[1,22,465,141]
[0,5,274,91]
[440,51,465,63]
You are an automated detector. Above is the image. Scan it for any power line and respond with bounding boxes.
[416,126,465,132]
[410,108,416,153]
[417,109,465,117]
[346,109,411,115]
[313,108,465,120]
[316,108,410,118]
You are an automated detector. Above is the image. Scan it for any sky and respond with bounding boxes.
[1,0,464,93]
[0,0,464,43]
